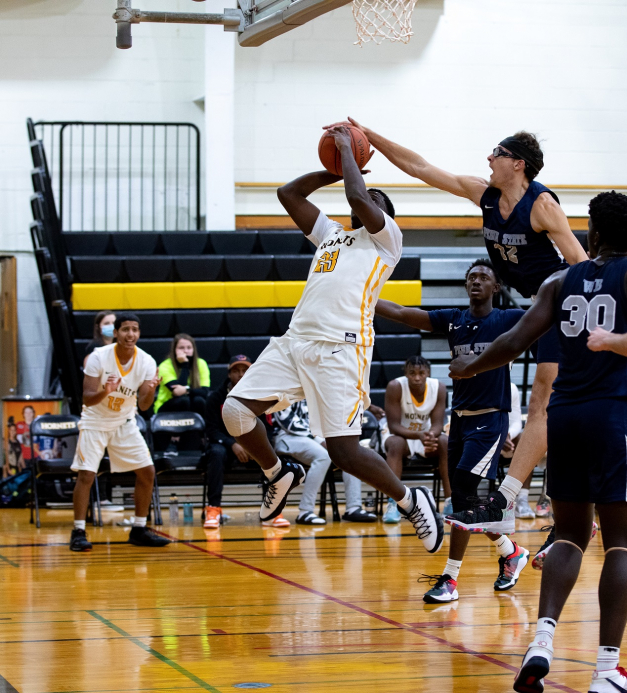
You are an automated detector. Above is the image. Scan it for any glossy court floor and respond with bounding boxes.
[0,506,612,693]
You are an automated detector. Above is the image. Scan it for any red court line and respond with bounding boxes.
[158,532,579,693]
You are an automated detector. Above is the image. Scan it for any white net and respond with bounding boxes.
[352,0,418,45]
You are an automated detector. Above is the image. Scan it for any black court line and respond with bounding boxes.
[0,674,19,692]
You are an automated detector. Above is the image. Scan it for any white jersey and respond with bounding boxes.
[287,211,402,346]
[80,344,157,431]
[397,376,439,434]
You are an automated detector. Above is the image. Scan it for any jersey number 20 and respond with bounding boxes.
[560,294,616,337]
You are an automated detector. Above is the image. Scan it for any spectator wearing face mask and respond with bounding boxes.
[84,311,116,367]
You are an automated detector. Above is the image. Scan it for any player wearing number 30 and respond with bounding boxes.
[448,192,627,693]
[69,313,170,552]
[222,125,443,553]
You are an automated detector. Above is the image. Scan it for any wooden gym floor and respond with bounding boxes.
[0,507,611,693]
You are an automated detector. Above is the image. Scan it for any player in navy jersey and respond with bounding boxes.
[376,259,529,603]
[338,119,588,539]
[449,192,627,693]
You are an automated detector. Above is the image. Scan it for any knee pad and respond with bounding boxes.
[222,397,257,437]
[451,469,482,513]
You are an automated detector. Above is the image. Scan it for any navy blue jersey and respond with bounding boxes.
[428,308,524,411]
[551,257,627,405]
[481,181,568,298]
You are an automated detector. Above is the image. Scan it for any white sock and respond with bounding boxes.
[499,476,523,505]
[533,617,556,648]
[444,496,451,506]
[494,535,516,557]
[263,459,282,480]
[133,516,147,528]
[74,520,86,531]
[597,646,620,672]
[444,558,462,581]
[346,506,361,515]
[397,486,413,512]
[518,488,529,502]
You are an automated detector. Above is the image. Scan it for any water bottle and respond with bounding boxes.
[169,493,179,524]
[183,497,194,524]
[365,491,376,513]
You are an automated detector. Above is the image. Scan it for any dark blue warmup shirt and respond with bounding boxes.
[481,181,568,298]
[551,256,627,405]
[429,308,525,411]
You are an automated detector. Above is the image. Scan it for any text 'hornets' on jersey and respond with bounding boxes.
[481,181,568,298]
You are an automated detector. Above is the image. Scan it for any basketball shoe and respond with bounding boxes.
[445,490,515,535]
[259,461,305,521]
[129,527,171,547]
[513,639,553,693]
[535,495,552,518]
[494,542,529,591]
[261,513,290,528]
[515,496,536,519]
[420,574,459,604]
[589,666,627,692]
[398,486,444,553]
[69,528,92,552]
[383,499,401,524]
[532,522,598,570]
[203,506,222,529]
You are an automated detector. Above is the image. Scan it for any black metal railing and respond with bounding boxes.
[34,121,201,232]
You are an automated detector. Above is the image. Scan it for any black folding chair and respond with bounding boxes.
[29,414,98,529]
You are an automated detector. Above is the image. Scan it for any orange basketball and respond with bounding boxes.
[318,126,370,176]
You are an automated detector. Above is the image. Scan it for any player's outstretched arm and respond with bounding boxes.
[277,171,342,236]
[345,118,488,206]
[83,374,120,407]
[532,193,588,265]
[450,272,563,379]
[429,381,448,438]
[375,299,433,331]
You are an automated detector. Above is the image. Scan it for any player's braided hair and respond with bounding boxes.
[367,188,396,218]
[589,191,627,252]
[465,258,501,285]
[404,355,431,372]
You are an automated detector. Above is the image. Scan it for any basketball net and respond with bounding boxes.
[352,0,418,45]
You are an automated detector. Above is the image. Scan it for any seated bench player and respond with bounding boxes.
[379,356,450,523]
[69,313,170,552]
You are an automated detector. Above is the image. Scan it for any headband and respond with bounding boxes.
[499,136,544,178]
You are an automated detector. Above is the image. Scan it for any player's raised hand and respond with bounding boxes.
[587,327,613,352]
[322,120,352,131]
[104,374,121,394]
[327,125,353,151]
[449,353,477,379]
[146,374,162,391]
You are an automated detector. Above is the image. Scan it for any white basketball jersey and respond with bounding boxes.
[287,211,402,346]
[80,344,157,431]
[397,376,439,434]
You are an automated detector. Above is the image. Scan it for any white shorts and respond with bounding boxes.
[71,420,153,474]
[228,334,372,438]
[380,425,426,458]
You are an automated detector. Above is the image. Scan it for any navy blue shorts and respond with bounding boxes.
[531,322,561,364]
[547,398,627,504]
[448,410,509,480]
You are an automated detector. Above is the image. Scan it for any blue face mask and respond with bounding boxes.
[101,324,115,338]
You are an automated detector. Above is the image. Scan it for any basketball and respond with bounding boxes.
[318,125,370,176]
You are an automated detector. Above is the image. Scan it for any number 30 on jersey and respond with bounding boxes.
[560,294,616,336]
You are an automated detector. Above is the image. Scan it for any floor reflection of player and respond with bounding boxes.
[3,419,24,478]
[15,405,36,460]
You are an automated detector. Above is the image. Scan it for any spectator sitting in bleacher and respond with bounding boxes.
[379,356,451,524]
[204,354,289,529]
[84,311,116,367]
[274,400,377,524]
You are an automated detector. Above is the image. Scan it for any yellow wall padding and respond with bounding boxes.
[72,281,422,311]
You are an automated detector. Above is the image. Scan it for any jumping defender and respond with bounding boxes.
[450,192,627,693]
[221,125,443,553]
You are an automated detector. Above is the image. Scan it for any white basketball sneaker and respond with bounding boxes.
[588,666,627,692]
[513,639,553,693]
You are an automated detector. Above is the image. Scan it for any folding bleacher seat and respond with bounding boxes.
[124,257,173,282]
[223,255,273,281]
[374,315,418,334]
[383,361,405,383]
[274,309,293,333]
[112,232,160,256]
[63,232,112,257]
[369,362,383,389]
[137,338,171,362]
[173,257,223,282]
[73,313,96,339]
[175,310,224,336]
[135,311,174,337]
[374,335,421,361]
[30,221,45,250]
[225,336,271,361]
[225,309,274,336]
[71,257,123,283]
[209,231,258,255]
[370,389,385,409]
[390,256,421,281]
[195,337,227,363]
[274,255,313,281]
[161,232,209,256]
[35,247,53,277]
[259,231,304,255]
[208,363,228,387]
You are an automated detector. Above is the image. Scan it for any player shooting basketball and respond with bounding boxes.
[221,125,444,554]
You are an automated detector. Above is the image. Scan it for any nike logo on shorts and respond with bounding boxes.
[477,426,486,430]
[332,349,342,354]
[485,205,494,208]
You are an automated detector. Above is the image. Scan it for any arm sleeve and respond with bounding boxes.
[84,350,102,377]
[427,309,457,336]
[508,384,523,438]
[308,211,342,248]
[176,364,191,386]
[369,213,403,267]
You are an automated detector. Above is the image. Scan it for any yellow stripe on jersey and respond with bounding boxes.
[411,380,428,408]
[115,346,137,377]
[347,345,368,426]
[365,262,389,347]
[359,258,381,347]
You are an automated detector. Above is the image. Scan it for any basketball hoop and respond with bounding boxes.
[352,0,418,45]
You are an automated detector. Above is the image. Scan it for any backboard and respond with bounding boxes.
[237,0,352,46]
